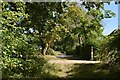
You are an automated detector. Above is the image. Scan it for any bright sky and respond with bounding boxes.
[102,2,118,35]
[118,4,120,27]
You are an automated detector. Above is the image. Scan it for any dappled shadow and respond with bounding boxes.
[67,64,120,78]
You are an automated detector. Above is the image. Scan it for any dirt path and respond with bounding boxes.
[45,55,102,78]
[48,60,102,78]
[60,64,69,79]
[51,63,73,79]
[48,60,102,64]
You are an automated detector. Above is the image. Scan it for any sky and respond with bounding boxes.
[102,2,118,35]
[118,4,120,28]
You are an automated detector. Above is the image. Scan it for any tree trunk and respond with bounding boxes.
[79,37,81,45]
[78,36,82,45]
[91,46,94,60]
[43,43,48,55]
[41,41,45,55]
[42,43,48,55]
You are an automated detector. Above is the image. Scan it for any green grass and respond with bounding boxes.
[68,64,120,78]
[43,54,74,78]
[43,52,120,79]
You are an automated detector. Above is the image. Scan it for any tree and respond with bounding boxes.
[1,2,46,78]
[108,29,120,64]
[25,2,69,55]
[53,2,116,59]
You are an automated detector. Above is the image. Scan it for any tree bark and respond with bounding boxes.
[43,43,48,55]
[41,43,48,55]
[91,46,94,60]
[78,36,82,45]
